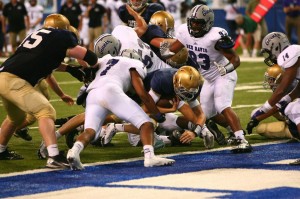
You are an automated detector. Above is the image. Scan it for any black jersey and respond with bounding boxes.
[0,28,78,86]
[118,3,164,28]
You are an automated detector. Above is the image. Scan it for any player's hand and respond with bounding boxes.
[246,118,259,134]
[66,65,85,82]
[160,41,175,59]
[125,4,138,17]
[180,130,195,144]
[214,61,235,76]
[61,94,74,105]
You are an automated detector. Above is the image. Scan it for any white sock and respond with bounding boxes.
[143,145,154,159]
[55,131,62,139]
[72,141,84,154]
[47,144,59,157]
[234,130,246,141]
[252,49,257,57]
[0,144,7,153]
[243,49,248,54]
[115,124,124,132]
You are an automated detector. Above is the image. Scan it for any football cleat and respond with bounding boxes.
[65,129,80,149]
[37,141,48,159]
[101,123,117,147]
[144,156,175,167]
[289,159,300,165]
[67,149,84,170]
[206,120,227,145]
[13,127,32,141]
[46,152,69,169]
[230,139,253,153]
[0,149,23,160]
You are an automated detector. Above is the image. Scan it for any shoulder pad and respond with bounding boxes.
[278,45,300,69]
[215,35,235,50]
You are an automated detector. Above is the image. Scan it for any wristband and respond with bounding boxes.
[224,63,235,73]
[193,124,203,137]
[261,101,272,112]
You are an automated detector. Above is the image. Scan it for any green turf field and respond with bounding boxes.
[0,61,284,174]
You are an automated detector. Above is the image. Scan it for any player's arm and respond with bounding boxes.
[216,35,240,69]
[130,68,165,122]
[125,4,148,37]
[67,45,98,67]
[45,74,74,105]
[268,61,299,107]
[160,39,185,59]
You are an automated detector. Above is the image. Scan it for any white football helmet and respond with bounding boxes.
[173,66,203,101]
[187,5,214,38]
[120,49,142,61]
[261,32,290,66]
[94,34,121,58]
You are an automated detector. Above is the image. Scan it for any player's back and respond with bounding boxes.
[112,25,170,73]
[1,28,77,86]
[88,54,147,92]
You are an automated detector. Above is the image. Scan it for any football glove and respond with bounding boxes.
[246,118,259,134]
[194,124,214,149]
[160,41,175,59]
[214,61,235,76]
[66,65,85,82]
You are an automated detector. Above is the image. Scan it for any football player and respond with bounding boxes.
[118,0,165,28]
[66,34,175,170]
[102,65,215,149]
[0,14,98,168]
[248,32,300,165]
[160,4,252,153]
[247,65,299,139]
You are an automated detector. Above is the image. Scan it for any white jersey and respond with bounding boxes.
[112,25,171,73]
[26,4,44,33]
[106,0,124,29]
[277,45,300,79]
[176,24,231,82]
[87,54,147,92]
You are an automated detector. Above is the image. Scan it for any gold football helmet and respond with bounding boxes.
[167,47,188,68]
[173,66,203,101]
[263,64,284,91]
[149,11,175,38]
[68,25,80,44]
[43,14,70,30]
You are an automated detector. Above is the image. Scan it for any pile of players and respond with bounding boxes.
[1,0,299,170]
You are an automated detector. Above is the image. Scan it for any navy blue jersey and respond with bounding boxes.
[118,3,164,28]
[146,68,177,99]
[141,24,166,59]
[0,28,78,86]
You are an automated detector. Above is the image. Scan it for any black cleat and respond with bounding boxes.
[65,129,80,149]
[230,138,253,153]
[289,159,300,165]
[206,120,227,145]
[55,115,76,127]
[14,127,32,141]
[0,149,24,160]
[46,152,69,169]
